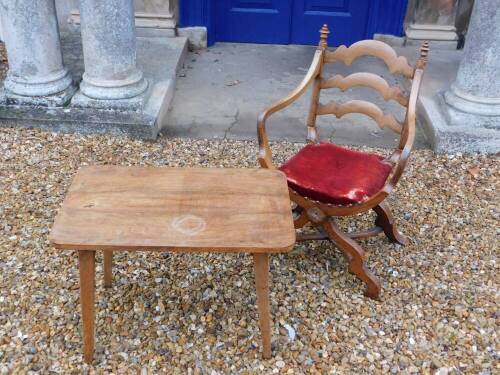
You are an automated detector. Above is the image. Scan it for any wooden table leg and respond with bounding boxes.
[253,253,272,359]
[79,250,95,364]
[103,251,113,288]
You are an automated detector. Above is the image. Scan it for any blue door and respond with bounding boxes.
[215,1,292,44]
[291,1,371,45]
[181,1,408,46]
[214,0,371,46]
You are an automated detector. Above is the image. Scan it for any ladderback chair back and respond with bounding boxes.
[258,25,428,214]
[257,25,429,299]
[311,26,427,191]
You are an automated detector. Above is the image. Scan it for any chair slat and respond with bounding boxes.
[321,73,409,107]
[255,24,429,300]
[317,99,403,134]
[324,40,415,78]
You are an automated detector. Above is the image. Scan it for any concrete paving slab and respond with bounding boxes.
[164,43,430,149]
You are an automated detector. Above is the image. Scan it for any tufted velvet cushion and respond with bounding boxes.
[279,142,392,206]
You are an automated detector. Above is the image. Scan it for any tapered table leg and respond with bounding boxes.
[253,253,272,359]
[103,251,113,288]
[79,250,95,364]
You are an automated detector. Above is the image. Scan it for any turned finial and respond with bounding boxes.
[416,41,430,70]
[319,24,330,50]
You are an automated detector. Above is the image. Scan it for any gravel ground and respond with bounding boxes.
[0,127,498,374]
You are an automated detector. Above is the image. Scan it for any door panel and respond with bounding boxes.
[215,0,292,44]
[291,0,371,46]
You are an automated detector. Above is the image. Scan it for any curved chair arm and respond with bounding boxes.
[257,49,324,169]
[388,67,424,188]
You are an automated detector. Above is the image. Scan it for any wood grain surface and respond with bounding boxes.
[50,166,296,253]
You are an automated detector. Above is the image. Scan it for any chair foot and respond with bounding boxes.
[373,202,408,246]
[322,220,381,300]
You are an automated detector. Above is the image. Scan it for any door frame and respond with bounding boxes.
[179,0,409,46]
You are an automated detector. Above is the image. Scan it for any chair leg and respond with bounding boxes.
[373,201,408,246]
[322,220,381,300]
[293,209,309,229]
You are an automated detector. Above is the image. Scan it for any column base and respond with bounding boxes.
[419,93,500,154]
[409,45,500,154]
[444,85,500,116]
[4,68,74,98]
[79,70,149,101]
[3,82,77,107]
[71,80,149,111]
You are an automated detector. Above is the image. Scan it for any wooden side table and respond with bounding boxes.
[50,166,296,364]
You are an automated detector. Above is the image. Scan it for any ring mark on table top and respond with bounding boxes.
[171,215,206,236]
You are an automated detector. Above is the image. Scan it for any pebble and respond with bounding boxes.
[275,360,285,368]
[0,124,497,373]
[283,323,296,341]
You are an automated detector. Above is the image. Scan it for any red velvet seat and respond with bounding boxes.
[279,143,392,206]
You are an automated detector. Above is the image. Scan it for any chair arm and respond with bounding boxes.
[257,49,323,169]
[390,67,423,187]
[388,145,411,187]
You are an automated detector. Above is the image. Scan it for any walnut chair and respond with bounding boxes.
[257,25,429,299]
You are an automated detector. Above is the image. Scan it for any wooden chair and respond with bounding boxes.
[257,25,429,299]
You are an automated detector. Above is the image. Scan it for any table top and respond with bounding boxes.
[50,166,296,253]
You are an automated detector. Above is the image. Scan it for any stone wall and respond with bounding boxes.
[404,0,474,41]
[55,0,178,32]
[55,0,78,30]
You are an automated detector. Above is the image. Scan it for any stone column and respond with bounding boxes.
[78,0,148,101]
[0,14,4,41]
[0,0,74,105]
[444,0,500,116]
